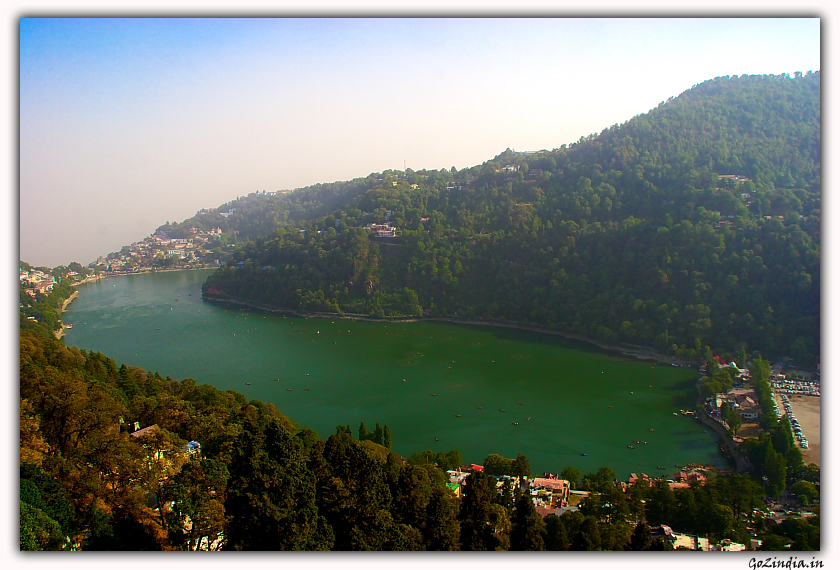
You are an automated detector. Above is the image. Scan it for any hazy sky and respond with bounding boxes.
[20,17,820,267]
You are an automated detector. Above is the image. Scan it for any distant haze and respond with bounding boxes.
[20,18,820,267]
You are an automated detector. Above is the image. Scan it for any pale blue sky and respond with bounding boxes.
[20,17,820,266]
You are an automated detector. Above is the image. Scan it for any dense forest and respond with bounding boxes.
[19,328,820,550]
[201,73,820,364]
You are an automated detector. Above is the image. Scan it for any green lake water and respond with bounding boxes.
[63,269,728,477]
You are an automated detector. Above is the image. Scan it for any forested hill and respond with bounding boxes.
[203,72,820,364]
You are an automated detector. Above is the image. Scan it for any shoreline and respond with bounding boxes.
[54,290,80,339]
[55,266,219,340]
[84,265,218,281]
[57,266,697,368]
[203,294,694,367]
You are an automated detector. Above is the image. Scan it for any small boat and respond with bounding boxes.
[500,409,506,412]
[512,422,519,425]
[435,438,440,441]
[658,466,666,470]
[649,384,653,388]
[456,414,462,418]
[287,388,292,391]
[274,378,279,381]
[608,405,614,408]
[305,388,310,392]
[431,393,437,396]
[649,428,655,432]
[581,453,588,456]
[477,406,483,410]
[527,417,531,421]
[673,412,678,416]
[246,382,251,385]
[628,445,635,449]
[517,401,523,405]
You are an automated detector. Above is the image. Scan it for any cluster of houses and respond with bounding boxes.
[364,222,397,238]
[623,469,709,492]
[707,388,763,424]
[19,268,58,296]
[701,359,764,428]
[446,467,573,516]
[89,227,229,274]
[650,525,758,551]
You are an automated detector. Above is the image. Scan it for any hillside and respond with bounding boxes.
[202,72,820,364]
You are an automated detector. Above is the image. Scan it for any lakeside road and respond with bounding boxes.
[774,392,820,465]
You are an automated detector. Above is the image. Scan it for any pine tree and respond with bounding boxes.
[383,424,392,449]
[423,487,459,551]
[543,514,569,550]
[510,494,545,550]
[626,521,651,551]
[458,470,498,551]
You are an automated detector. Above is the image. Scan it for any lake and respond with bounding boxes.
[63,269,728,477]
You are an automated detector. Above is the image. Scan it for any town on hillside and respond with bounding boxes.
[86,227,237,275]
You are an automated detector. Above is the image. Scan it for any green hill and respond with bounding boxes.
[202,72,820,364]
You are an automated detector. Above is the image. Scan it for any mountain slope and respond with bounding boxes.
[203,72,820,363]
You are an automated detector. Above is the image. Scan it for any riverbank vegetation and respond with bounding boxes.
[20,329,818,550]
[202,73,820,365]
